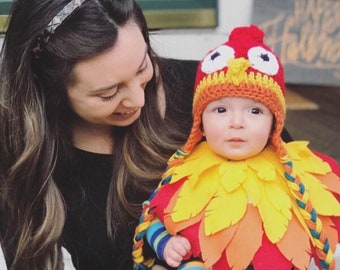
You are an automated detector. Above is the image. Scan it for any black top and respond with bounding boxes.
[59,149,117,269]
[58,58,199,270]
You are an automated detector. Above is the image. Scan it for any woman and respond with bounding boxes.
[0,0,292,269]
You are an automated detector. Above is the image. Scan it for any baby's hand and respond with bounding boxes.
[163,235,191,267]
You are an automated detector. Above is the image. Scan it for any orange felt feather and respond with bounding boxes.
[317,173,340,196]
[199,219,239,267]
[164,187,182,235]
[226,205,263,270]
[319,216,339,254]
[167,211,204,236]
[277,214,311,269]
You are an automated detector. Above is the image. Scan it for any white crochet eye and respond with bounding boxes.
[201,45,235,74]
[248,46,279,75]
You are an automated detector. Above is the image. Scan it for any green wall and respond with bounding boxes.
[0,0,218,32]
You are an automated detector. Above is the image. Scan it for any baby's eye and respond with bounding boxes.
[215,107,227,113]
[249,107,261,114]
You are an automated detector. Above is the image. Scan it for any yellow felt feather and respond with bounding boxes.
[169,143,223,184]
[262,146,287,179]
[299,171,340,216]
[247,151,278,181]
[219,162,247,192]
[242,169,262,205]
[286,141,310,159]
[265,182,292,219]
[286,141,331,174]
[256,183,291,243]
[171,167,219,222]
[245,169,292,239]
[204,188,248,235]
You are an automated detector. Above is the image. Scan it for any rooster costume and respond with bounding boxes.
[133,25,340,270]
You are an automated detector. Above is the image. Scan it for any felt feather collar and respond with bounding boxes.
[151,141,340,269]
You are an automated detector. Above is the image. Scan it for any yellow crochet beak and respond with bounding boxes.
[226,57,252,86]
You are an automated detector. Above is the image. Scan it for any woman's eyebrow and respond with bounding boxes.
[91,83,118,94]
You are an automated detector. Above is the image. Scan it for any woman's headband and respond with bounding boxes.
[46,0,86,34]
[33,0,87,57]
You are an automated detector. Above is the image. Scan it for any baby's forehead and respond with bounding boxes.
[210,96,265,105]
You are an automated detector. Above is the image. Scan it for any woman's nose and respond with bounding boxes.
[121,82,145,108]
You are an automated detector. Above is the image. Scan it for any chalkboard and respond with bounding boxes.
[252,0,340,86]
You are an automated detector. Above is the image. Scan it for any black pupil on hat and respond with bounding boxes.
[260,53,270,62]
[211,51,220,60]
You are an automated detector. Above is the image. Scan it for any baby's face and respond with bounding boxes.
[202,96,274,160]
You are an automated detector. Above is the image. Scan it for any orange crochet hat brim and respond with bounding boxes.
[183,71,286,157]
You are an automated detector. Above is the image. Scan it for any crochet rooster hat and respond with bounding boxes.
[182,24,286,158]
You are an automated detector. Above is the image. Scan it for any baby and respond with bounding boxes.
[133,25,340,270]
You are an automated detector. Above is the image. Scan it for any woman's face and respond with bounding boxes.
[67,21,153,128]
[202,97,274,160]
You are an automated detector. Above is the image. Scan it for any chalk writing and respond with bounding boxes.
[258,0,339,79]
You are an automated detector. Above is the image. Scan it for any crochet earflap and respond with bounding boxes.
[183,25,286,158]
